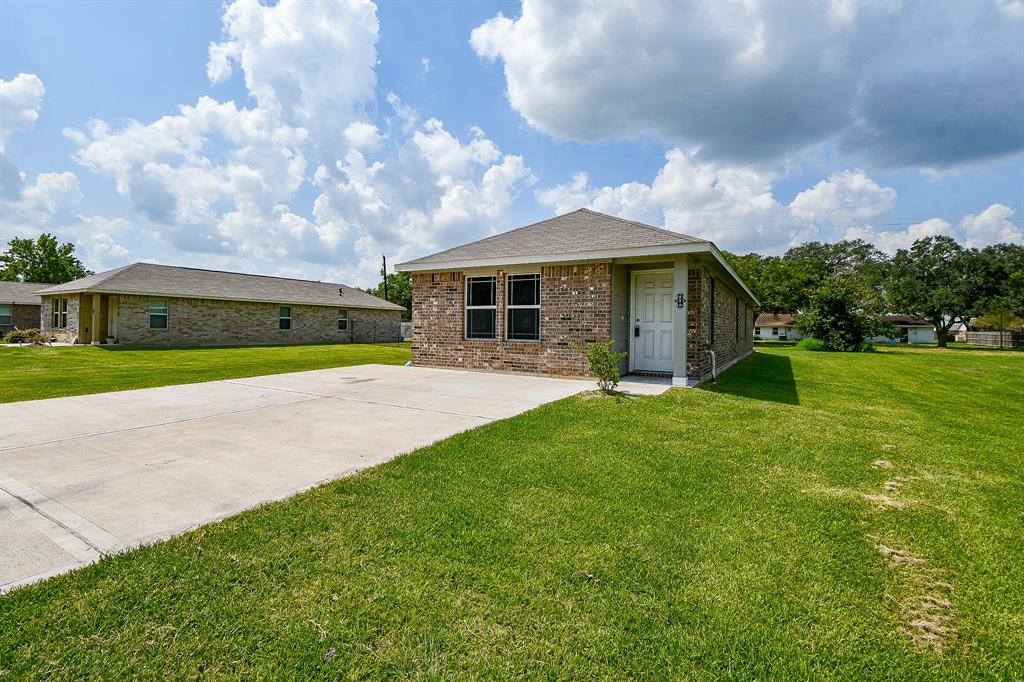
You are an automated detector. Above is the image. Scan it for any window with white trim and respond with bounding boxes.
[506,273,540,341]
[465,276,496,340]
[149,300,168,329]
[51,298,68,328]
[279,306,292,330]
[338,309,348,331]
[0,304,11,327]
[772,327,779,336]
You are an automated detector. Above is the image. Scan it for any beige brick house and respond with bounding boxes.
[0,281,48,336]
[397,209,757,385]
[36,263,403,346]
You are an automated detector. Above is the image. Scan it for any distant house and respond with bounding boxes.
[754,313,803,341]
[0,281,49,335]
[397,208,758,385]
[869,315,936,344]
[36,263,403,346]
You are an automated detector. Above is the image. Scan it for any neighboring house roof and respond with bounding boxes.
[397,208,757,305]
[0,281,50,305]
[755,313,796,327]
[37,263,404,311]
[883,314,932,327]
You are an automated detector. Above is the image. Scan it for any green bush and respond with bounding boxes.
[572,340,628,393]
[795,338,827,352]
[2,328,46,344]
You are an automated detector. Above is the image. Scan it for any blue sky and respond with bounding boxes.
[2,0,1022,286]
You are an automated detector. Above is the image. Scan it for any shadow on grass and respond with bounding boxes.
[701,351,799,405]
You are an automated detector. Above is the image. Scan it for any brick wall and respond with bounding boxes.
[0,304,41,334]
[686,267,753,380]
[40,294,81,343]
[112,295,400,346]
[411,263,612,376]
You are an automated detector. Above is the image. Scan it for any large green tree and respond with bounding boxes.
[0,233,90,284]
[363,272,412,321]
[795,277,891,351]
[886,236,991,347]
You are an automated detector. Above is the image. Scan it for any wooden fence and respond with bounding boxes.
[964,331,1023,348]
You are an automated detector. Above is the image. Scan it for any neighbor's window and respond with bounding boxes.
[279,306,292,330]
[709,278,716,343]
[0,304,11,327]
[772,327,779,336]
[149,300,168,329]
[338,309,349,331]
[51,298,68,328]
[465,276,496,340]
[506,274,540,341]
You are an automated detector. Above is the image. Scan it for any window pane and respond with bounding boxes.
[149,301,168,314]
[338,310,348,330]
[508,274,539,306]
[467,309,495,339]
[279,306,291,318]
[0,305,11,326]
[509,308,540,340]
[467,277,495,307]
[150,315,167,329]
[279,318,291,330]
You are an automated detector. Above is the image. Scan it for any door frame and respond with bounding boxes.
[628,268,674,373]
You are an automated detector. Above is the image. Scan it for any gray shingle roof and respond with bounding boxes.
[398,208,705,267]
[0,281,50,305]
[37,263,404,311]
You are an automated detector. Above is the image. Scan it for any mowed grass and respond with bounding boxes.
[2,347,1022,678]
[0,342,410,403]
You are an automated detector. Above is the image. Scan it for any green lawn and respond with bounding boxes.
[0,342,411,403]
[2,346,1022,678]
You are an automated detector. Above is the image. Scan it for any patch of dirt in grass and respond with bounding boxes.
[579,389,634,399]
[863,494,905,509]
[870,536,958,654]
[872,459,894,469]
[883,480,901,493]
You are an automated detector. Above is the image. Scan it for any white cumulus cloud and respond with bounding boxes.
[1,73,45,152]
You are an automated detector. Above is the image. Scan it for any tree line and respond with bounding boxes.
[725,236,1024,350]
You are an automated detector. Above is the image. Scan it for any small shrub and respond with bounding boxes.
[859,342,878,353]
[2,328,46,344]
[572,340,628,393]
[795,338,827,352]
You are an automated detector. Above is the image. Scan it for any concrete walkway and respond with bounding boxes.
[1,364,669,592]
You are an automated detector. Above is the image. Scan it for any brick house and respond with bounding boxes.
[397,209,757,385]
[36,263,403,346]
[0,281,48,336]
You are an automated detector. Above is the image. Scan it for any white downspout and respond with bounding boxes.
[707,349,717,382]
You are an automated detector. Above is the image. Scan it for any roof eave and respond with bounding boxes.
[396,242,711,272]
[397,241,758,307]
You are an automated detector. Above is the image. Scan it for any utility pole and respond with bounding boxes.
[381,254,388,303]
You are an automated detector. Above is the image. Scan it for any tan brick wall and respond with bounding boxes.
[112,292,399,346]
[411,263,612,376]
[40,294,81,343]
[112,295,400,346]
[0,304,41,334]
[686,267,753,380]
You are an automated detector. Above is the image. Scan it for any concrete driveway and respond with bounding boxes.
[1,364,668,592]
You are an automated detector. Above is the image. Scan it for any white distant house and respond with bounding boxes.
[754,313,803,341]
[869,315,937,344]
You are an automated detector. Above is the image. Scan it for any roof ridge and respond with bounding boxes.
[576,207,703,242]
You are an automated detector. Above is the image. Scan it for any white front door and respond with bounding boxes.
[634,271,674,372]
